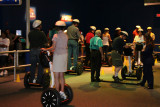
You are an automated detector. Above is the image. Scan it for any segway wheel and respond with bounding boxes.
[136,67,142,80]
[132,59,135,70]
[24,72,30,89]
[121,66,127,80]
[42,73,50,90]
[61,84,73,105]
[41,89,61,107]
[76,62,83,75]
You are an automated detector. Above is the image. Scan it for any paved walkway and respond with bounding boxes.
[0,63,160,107]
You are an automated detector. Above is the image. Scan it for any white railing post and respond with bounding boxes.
[14,50,17,82]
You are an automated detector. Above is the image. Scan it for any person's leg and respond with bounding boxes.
[140,65,147,86]
[55,72,60,91]
[37,49,44,83]
[147,65,154,88]
[128,56,132,73]
[68,40,73,69]
[73,41,78,68]
[114,66,123,77]
[60,72,65,92]
[96,52,102,81]
[30,50,37,82]
[90,51,96,81]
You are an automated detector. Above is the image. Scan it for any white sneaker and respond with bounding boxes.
[0,71,4,77]
[33,79,37,83]
[4,70,8,76]
[59,91,67,99]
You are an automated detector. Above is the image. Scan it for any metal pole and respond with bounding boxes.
[14,51,17,81]
[26,0,30,49]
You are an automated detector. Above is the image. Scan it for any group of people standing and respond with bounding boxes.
[28,19,155,102]
[0,29,20,77]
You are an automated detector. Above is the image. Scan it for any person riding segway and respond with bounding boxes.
[111,31,129,82]
[41,21,73,106]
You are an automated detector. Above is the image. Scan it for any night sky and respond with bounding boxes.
[0,0,160,43]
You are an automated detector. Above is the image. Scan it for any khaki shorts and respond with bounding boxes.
[111,50,123,67]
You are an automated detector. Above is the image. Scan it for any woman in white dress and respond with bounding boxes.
[41,21,68,99]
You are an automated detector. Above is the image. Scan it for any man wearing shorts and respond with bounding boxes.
[111,31,129,82]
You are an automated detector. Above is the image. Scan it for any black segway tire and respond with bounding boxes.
[41,88,61,107]
[61,84,73,105]
[121,66,127,80]
[24,72,30,89]
[76,62,83,75]
[136,67,142,80]
[42,73,50,90]
[132,59,135,70]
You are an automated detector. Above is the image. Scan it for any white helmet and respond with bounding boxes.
[136,25,141,29]
[120,31,128,37]
[115,27,121,30]
[104,28,109,31]
[73,19,80,23]
[147,27,152,30]
[90,26,96,30]
[55,21,66,26]
[138,28,143,32]
[33,20,42,28]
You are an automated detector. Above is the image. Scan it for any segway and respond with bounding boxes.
[24,51,51,90]
[121,43,143,80]
[67,57,83,75]
[102,52,112,67]
[41,51,73,107]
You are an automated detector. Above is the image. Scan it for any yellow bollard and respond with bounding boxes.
[46,69,49,73]
[101,69,105,75]
[155,58,158,64]
[112,66,115,72]
[16,74,21,82]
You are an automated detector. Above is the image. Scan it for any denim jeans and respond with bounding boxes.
[68,40,79,69]
[30,49,43,82]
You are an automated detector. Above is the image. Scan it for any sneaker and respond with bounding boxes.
[70,66,75,70]
[0,71,4,77]
[4,70,8,76]
[33,79,37,83]
[59,91,67,100]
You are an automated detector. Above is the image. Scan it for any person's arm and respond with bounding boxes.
[98,39,104,60]
[108,34,112,41]
[99,47,104,60]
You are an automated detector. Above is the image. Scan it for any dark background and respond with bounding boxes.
[0,0,160,43]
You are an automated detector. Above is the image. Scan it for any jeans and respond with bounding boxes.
[68,40,79,69]
[30,49,43,82]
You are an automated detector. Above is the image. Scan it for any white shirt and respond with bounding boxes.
[102,34,109,46]
[134,35,144,43]
[0,38,10,56]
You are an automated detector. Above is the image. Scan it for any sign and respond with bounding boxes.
[0,0,22,5]
[144,0,160,6]
[61,14,72,22]
[30,7,36,20]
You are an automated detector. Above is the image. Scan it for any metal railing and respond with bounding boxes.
[0,50,31,81]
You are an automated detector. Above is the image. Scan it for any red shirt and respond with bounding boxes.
[133,29,138,39]
[85,32,94,43]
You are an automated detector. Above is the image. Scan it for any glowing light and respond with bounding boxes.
[156,14,160,17]
[61,14,72,22]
